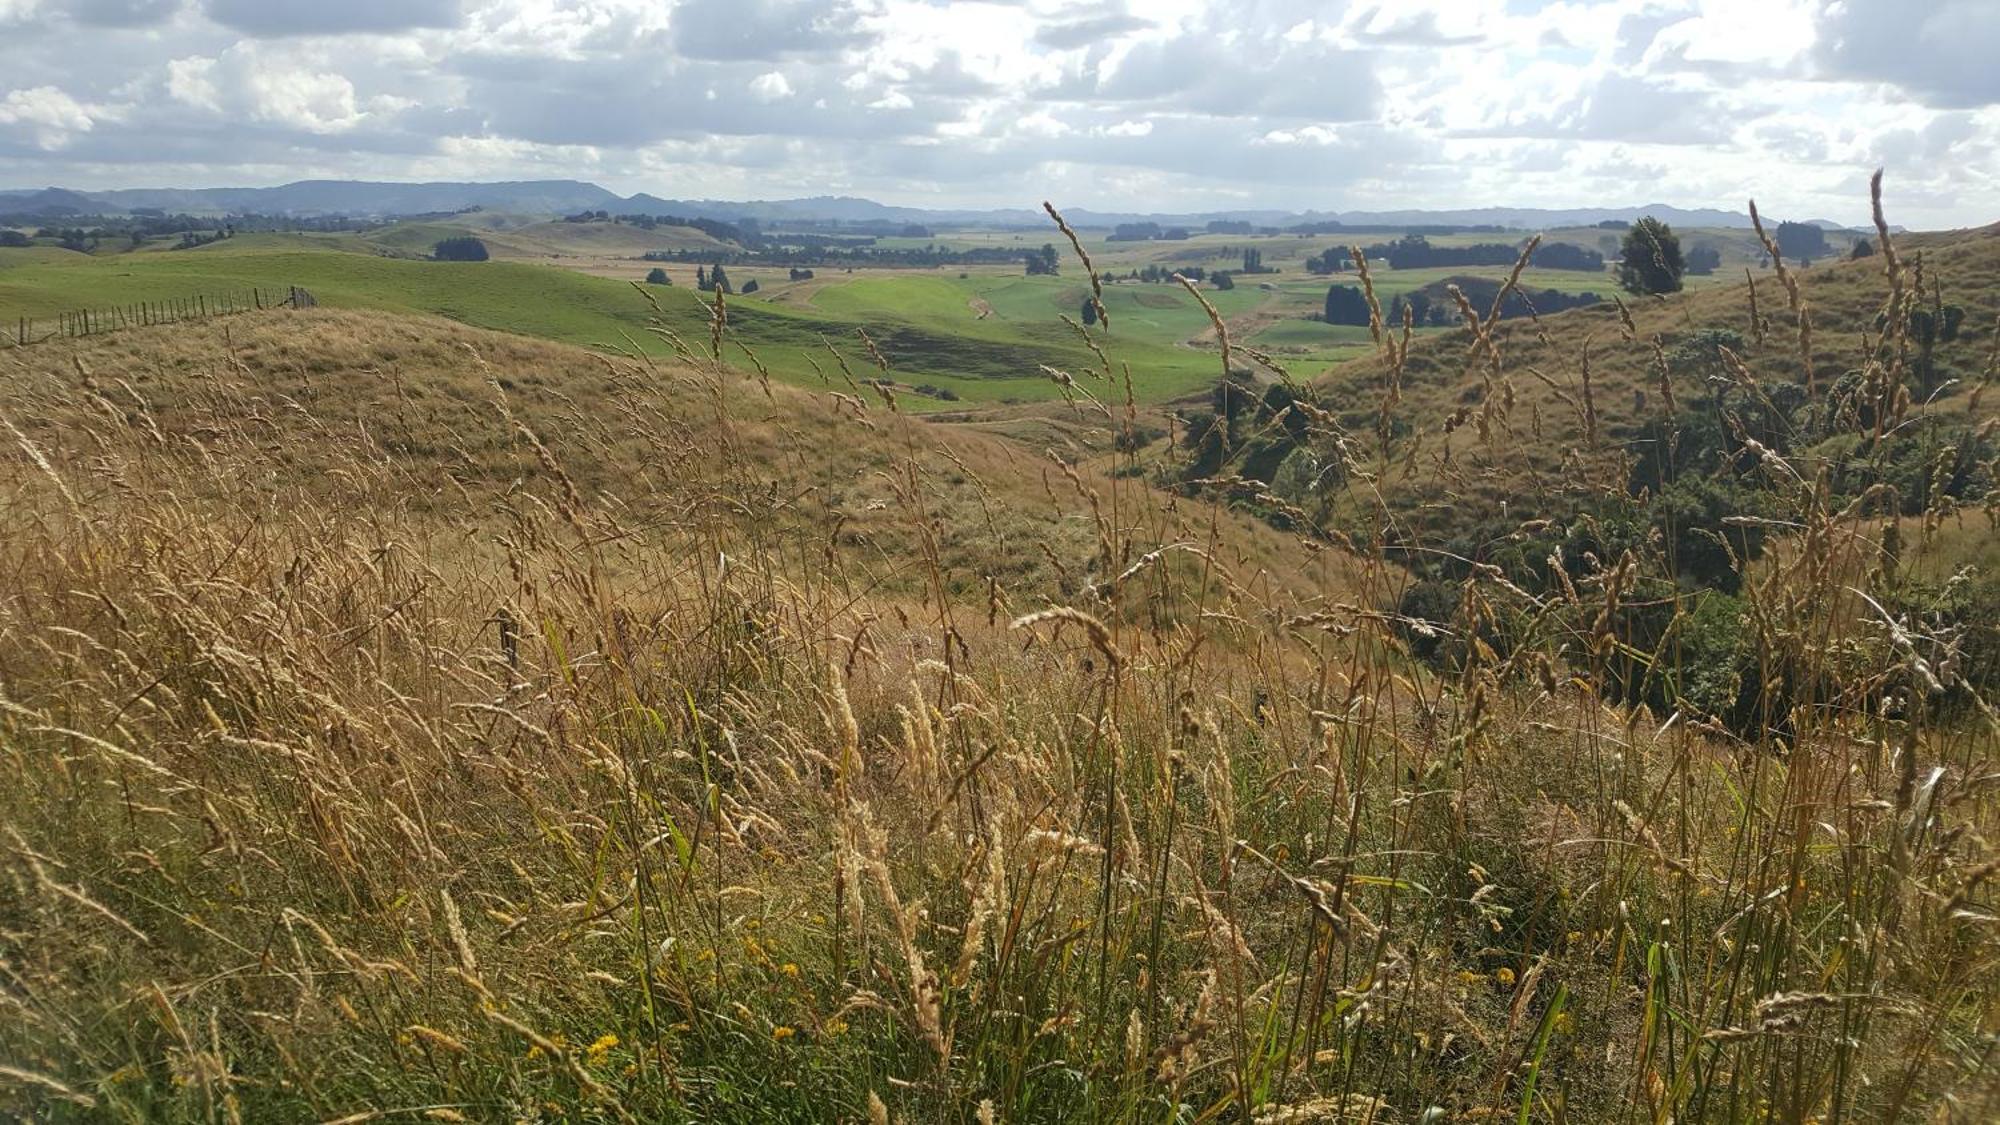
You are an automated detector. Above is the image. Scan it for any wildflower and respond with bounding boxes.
[825,1019,849,1036]
[772,1025,796,1041]
[780,962,800,978]
[1495,967,1517,987]
[585,1033,618,1067]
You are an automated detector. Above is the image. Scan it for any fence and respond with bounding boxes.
[7,286,317,347]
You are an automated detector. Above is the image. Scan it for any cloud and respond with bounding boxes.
[0,0,1994,229]
[1092,26,1382,121]
[202,0,463,37]
[0,85,105,148]
[166,45,365,133]
[1034,12,1151,51]
[749,71,794,101]
[71,0,181,27]
[670,0,874,61]
[1811,0,2000,109]
[1348,9,1484,46]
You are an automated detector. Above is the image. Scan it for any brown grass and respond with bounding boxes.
[0,202,1994,1123]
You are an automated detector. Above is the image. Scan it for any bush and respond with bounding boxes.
[645,267,670,285]
[432,236,489,262]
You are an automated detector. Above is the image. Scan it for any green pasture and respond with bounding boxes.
[0,242,1255,405]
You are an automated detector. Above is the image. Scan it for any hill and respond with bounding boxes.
[0,214,1995,1122]
[80,179,625,217]
[357,217,731,259]
[1266,222,2000,529]
[4,179,1873,232]
[0,240,1257,404]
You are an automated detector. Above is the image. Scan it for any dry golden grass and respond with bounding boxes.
[0,202,1994,1123]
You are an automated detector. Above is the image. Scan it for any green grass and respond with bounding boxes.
[0,225,1757,408]
[0,243,1245,406]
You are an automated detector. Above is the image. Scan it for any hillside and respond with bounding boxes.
[0,306,1334,605]
[1274,222,2000,528]
[362,218,734,259]
[0,230,1995,1122]
[0,242,1263,404]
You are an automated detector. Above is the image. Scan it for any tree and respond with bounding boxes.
[1081,297,1098,326]
[709,262,732,293]
[1242,247,1263,273]
[1212,272,1235,290]
[1324,284,1371,326]
[0,230,29,248]
[432,236,489,261]
[1025,243,1059,276]
[1773,221,1827,262]
[1617,217,1684,296]
[1535,242,1606,271]
[1685,244,1722,275]
[645,267,670,285]
[1305,247,1348,274]
[1850,238,1875,260]
[696,266,708,290]
[740,279,759,294]
[1401,290,1431,326]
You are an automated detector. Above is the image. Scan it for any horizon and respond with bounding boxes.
[1,2,1994,228]
[0,177,1901,229]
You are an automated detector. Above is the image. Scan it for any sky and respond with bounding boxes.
[1,0,1997,226]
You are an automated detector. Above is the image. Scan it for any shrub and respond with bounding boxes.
[432,236,489,262]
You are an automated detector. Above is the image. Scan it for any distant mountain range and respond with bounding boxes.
[0,179,1863,232]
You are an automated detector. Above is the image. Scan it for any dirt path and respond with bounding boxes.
[968,296,994,320]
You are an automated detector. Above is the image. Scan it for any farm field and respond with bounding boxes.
[7,207,1832,412]
[5,216,1784,406]
[0,241,1260,405]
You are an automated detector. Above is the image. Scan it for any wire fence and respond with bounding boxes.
[7,286,317,347]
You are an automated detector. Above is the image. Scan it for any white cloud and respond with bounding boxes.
[165,45,363,132]
[0,86,105,148]
[0,0,1993,227]
[749,70,794,101]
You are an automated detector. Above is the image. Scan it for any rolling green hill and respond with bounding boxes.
[361,217,732,259]
[0,242,1236,404]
